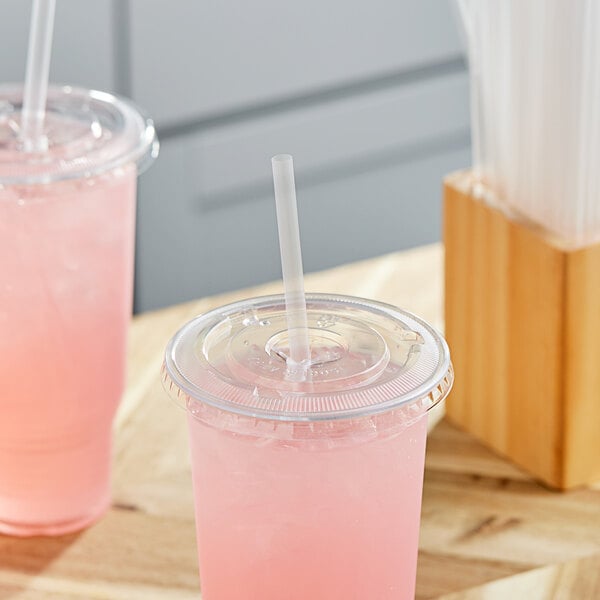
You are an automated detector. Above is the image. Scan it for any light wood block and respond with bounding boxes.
[444,171,600,489]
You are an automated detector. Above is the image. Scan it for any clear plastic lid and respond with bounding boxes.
[163,294,453,422]
[0,84,158,185]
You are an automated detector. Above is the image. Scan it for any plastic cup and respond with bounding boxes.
[0,85,157,536]
[163,294,453,599]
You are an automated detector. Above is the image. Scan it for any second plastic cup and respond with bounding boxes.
[0,85,157,536]
[164,294,453,599]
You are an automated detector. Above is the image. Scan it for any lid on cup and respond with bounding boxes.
[0,84,158,185]
[163,294,453,421]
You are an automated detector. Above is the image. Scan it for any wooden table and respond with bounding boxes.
[1,244,599,599]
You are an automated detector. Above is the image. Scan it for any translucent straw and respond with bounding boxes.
[457,0,600,247]
[271,154,311,371]
[21,0,56,152]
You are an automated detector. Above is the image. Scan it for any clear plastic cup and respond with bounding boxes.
[163,294,453,599]
[0,84,158,536]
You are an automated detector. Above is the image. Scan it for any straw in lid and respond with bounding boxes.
[0,85,158,185]
[163,293,453,422]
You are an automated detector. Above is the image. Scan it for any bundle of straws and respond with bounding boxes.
[457,0,600,247]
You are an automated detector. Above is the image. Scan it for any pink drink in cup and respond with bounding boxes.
[163,294,453,599]
[0,85,157,536]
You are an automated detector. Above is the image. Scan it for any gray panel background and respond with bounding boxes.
[0,0,115,92]
[128,0,464,127]
[0,0,470,312]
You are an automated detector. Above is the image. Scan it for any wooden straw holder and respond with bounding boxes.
[444,171,600,489]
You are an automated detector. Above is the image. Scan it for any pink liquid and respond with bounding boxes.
[188,405,427,600]
[0,168,136,535]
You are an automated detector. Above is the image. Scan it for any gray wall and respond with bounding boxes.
[0,1,116,92]
[0,1,470,312]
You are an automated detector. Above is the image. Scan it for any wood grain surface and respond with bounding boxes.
[1,244,599,599]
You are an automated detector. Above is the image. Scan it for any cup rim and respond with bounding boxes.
[0,84,158,185]
[163,293,454,422]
